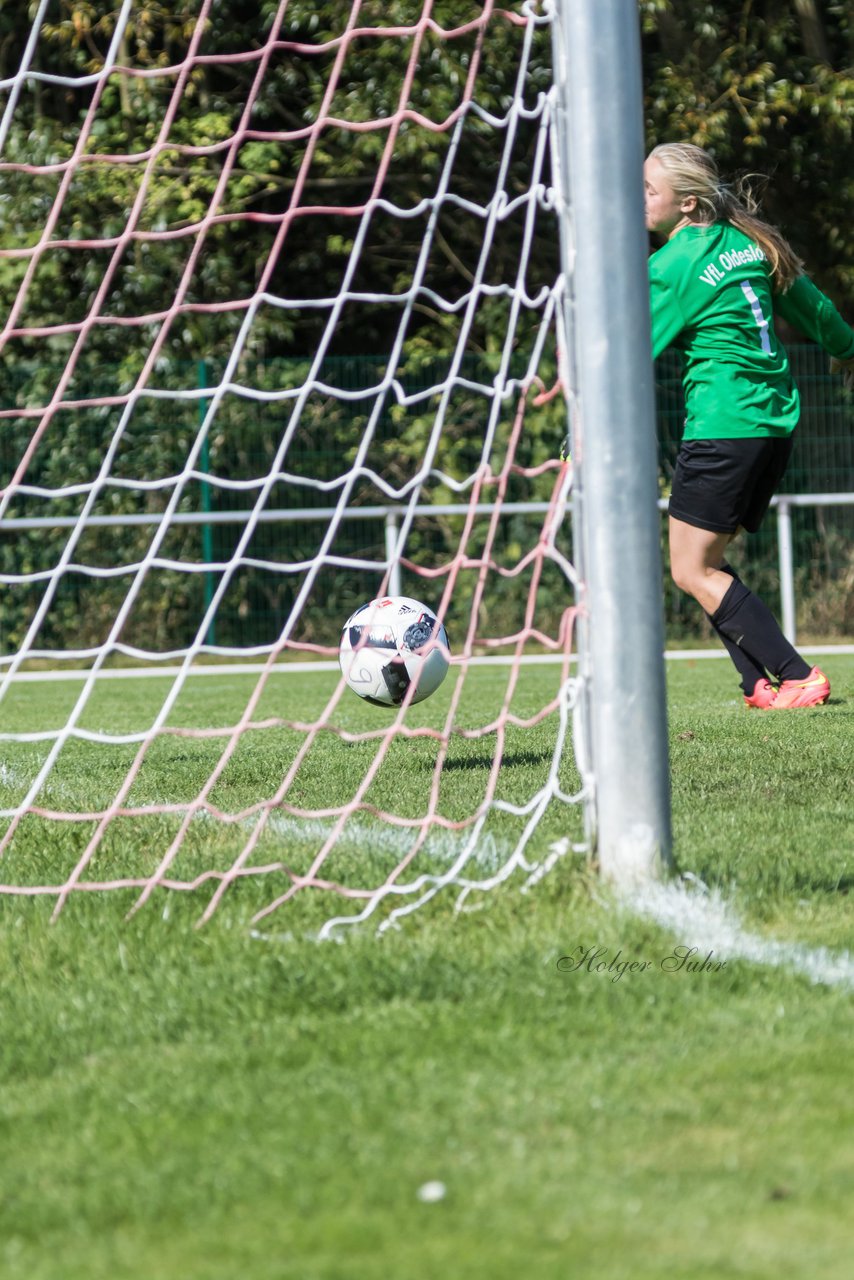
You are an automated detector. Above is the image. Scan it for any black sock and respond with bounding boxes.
[705,564,769,695]
[705,610,768,694]
[711,579,811,684]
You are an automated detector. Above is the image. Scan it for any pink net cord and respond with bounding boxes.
[0,1,584,927]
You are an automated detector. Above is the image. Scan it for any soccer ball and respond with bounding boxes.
[339,595,450,707]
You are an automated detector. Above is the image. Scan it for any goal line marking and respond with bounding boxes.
[626,878,854,993]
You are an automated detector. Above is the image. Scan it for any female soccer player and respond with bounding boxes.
[644,142,854,708]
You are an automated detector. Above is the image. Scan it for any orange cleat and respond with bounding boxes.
[771,666,830,709]
[743,678,776,709]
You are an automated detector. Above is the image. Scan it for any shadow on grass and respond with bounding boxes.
[434,748,556,773]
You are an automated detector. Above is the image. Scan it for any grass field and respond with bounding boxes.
[1,655,852,1279]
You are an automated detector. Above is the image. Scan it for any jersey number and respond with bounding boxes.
[740,281,773,354]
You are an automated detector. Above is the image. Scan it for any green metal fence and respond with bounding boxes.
[1,349,852,656]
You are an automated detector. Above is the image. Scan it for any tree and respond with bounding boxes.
[2,2,852,651]
[640,0,854,311]
[0,3,564,652]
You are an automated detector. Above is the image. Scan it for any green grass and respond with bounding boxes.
[1,656,852,1279]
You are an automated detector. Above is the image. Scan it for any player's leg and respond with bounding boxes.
[667,462,772,699]
[667,518,735,615]
[708,561,829,706]
[712,559,776,706]
[668,518,774,704]
[669,512,800,678]
[667,438,829,705]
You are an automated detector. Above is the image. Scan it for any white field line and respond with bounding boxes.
[4,753,849,982]
[0,762,514,873]
[626,877,854,992]
[4,645,854,682]
[191,805,513,870]
[249,812,514,872]
[0,760,81,809]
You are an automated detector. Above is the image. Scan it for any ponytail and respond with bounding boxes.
[648,143,803,292]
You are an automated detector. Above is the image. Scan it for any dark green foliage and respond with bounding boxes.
[641,0,854,305]
[1,4,852,655]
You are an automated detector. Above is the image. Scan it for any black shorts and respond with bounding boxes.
[668,436,794,535]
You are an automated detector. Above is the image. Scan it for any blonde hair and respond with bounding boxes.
[649,142,803,292]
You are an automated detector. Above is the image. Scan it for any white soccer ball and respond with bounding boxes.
[339,595,450,707]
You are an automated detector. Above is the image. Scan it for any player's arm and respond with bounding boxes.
[649,271,687,361]
[774,274,854,369]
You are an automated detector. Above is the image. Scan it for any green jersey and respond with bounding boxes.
[649,222,854,440]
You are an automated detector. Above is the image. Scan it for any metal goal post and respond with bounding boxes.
[551,0,673,883]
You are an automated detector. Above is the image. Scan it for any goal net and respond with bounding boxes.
[0,0,596,932]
